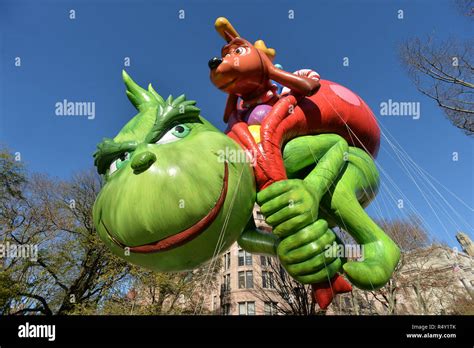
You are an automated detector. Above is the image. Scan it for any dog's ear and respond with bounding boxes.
[268,66,320,96]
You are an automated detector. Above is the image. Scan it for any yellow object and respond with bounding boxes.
[214,17,276,61]
[254,40,276,61]
[215,17,240,42]
[248,125,261,144]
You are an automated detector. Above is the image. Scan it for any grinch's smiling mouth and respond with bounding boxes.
[102,161,229,253]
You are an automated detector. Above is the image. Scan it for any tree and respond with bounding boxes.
[333,216,431,315]
[101,261,222,315]
[0,148,25,203]
[377,215,431,252]
[333,216,473,315]
[453,0,474,17]
[0,153,131,314]
[251,256,318,315]
[399,6,473,135]
[0,148,26,312]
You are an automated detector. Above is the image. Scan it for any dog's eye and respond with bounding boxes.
[235,47,248,55]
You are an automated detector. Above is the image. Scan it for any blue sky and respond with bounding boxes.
[0,0,472,248]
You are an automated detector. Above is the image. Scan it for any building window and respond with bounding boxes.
[238,271,254,288]
[238,301,255,315]
[246,252,252,266]
[262,271,268,288]
[262,271,275,288]
[279,264,286,281]
[223,274,230,291]
[247,301,255,315]
[238,249,252,266]
[238,302,245,315]
[238,271,245,288]
[246,270,254,288]
[224,252,231,270]
[260,255,273,267]
[238,249,244,266]
[264,302,278,315]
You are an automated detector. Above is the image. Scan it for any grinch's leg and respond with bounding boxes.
[322,148,400,290]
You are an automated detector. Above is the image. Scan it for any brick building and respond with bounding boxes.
[208,206,283,315]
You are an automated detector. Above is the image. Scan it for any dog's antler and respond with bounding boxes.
[254,40,276,62]
[215,17,276,60]
[215,17,240,42]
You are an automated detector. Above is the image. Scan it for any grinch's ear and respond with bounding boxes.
[268,67,320,96]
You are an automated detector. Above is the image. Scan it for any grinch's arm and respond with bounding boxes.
[283,134,349,213]
[238,218,278,256]
[239,135,349,257]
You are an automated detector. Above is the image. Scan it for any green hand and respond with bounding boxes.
[257,179,342,284]
[258,179,319,237]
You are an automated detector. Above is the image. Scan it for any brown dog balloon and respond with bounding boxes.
[208,17,400,309]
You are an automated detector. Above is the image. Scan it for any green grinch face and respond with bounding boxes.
[93,71,255,271]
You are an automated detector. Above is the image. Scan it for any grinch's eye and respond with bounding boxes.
[156,124,191,145]
[109,152,131,175]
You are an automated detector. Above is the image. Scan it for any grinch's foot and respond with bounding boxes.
[342,239,400,290]
[312,274,352,310]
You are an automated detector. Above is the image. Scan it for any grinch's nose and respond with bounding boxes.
[131,151,156,174]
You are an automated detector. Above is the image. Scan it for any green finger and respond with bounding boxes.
[260,190,300,217]
[257,180,296,204]
[266,203,309,226]
[272,212,314,238]
[279,229,335,264]
[277,219,328,254]
[294,258,342,284]
[286,244,338,276]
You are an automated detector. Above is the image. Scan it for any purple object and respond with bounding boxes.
[243,104,273,125]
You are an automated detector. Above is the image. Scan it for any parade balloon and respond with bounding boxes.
[93,17,400,309]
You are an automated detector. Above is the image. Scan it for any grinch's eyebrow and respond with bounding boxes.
[93,139,138,175]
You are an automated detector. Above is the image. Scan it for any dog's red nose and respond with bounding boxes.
[208,57,222,70]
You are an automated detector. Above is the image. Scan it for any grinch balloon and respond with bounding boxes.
[93,71,256,272]
[93,18,400,309]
